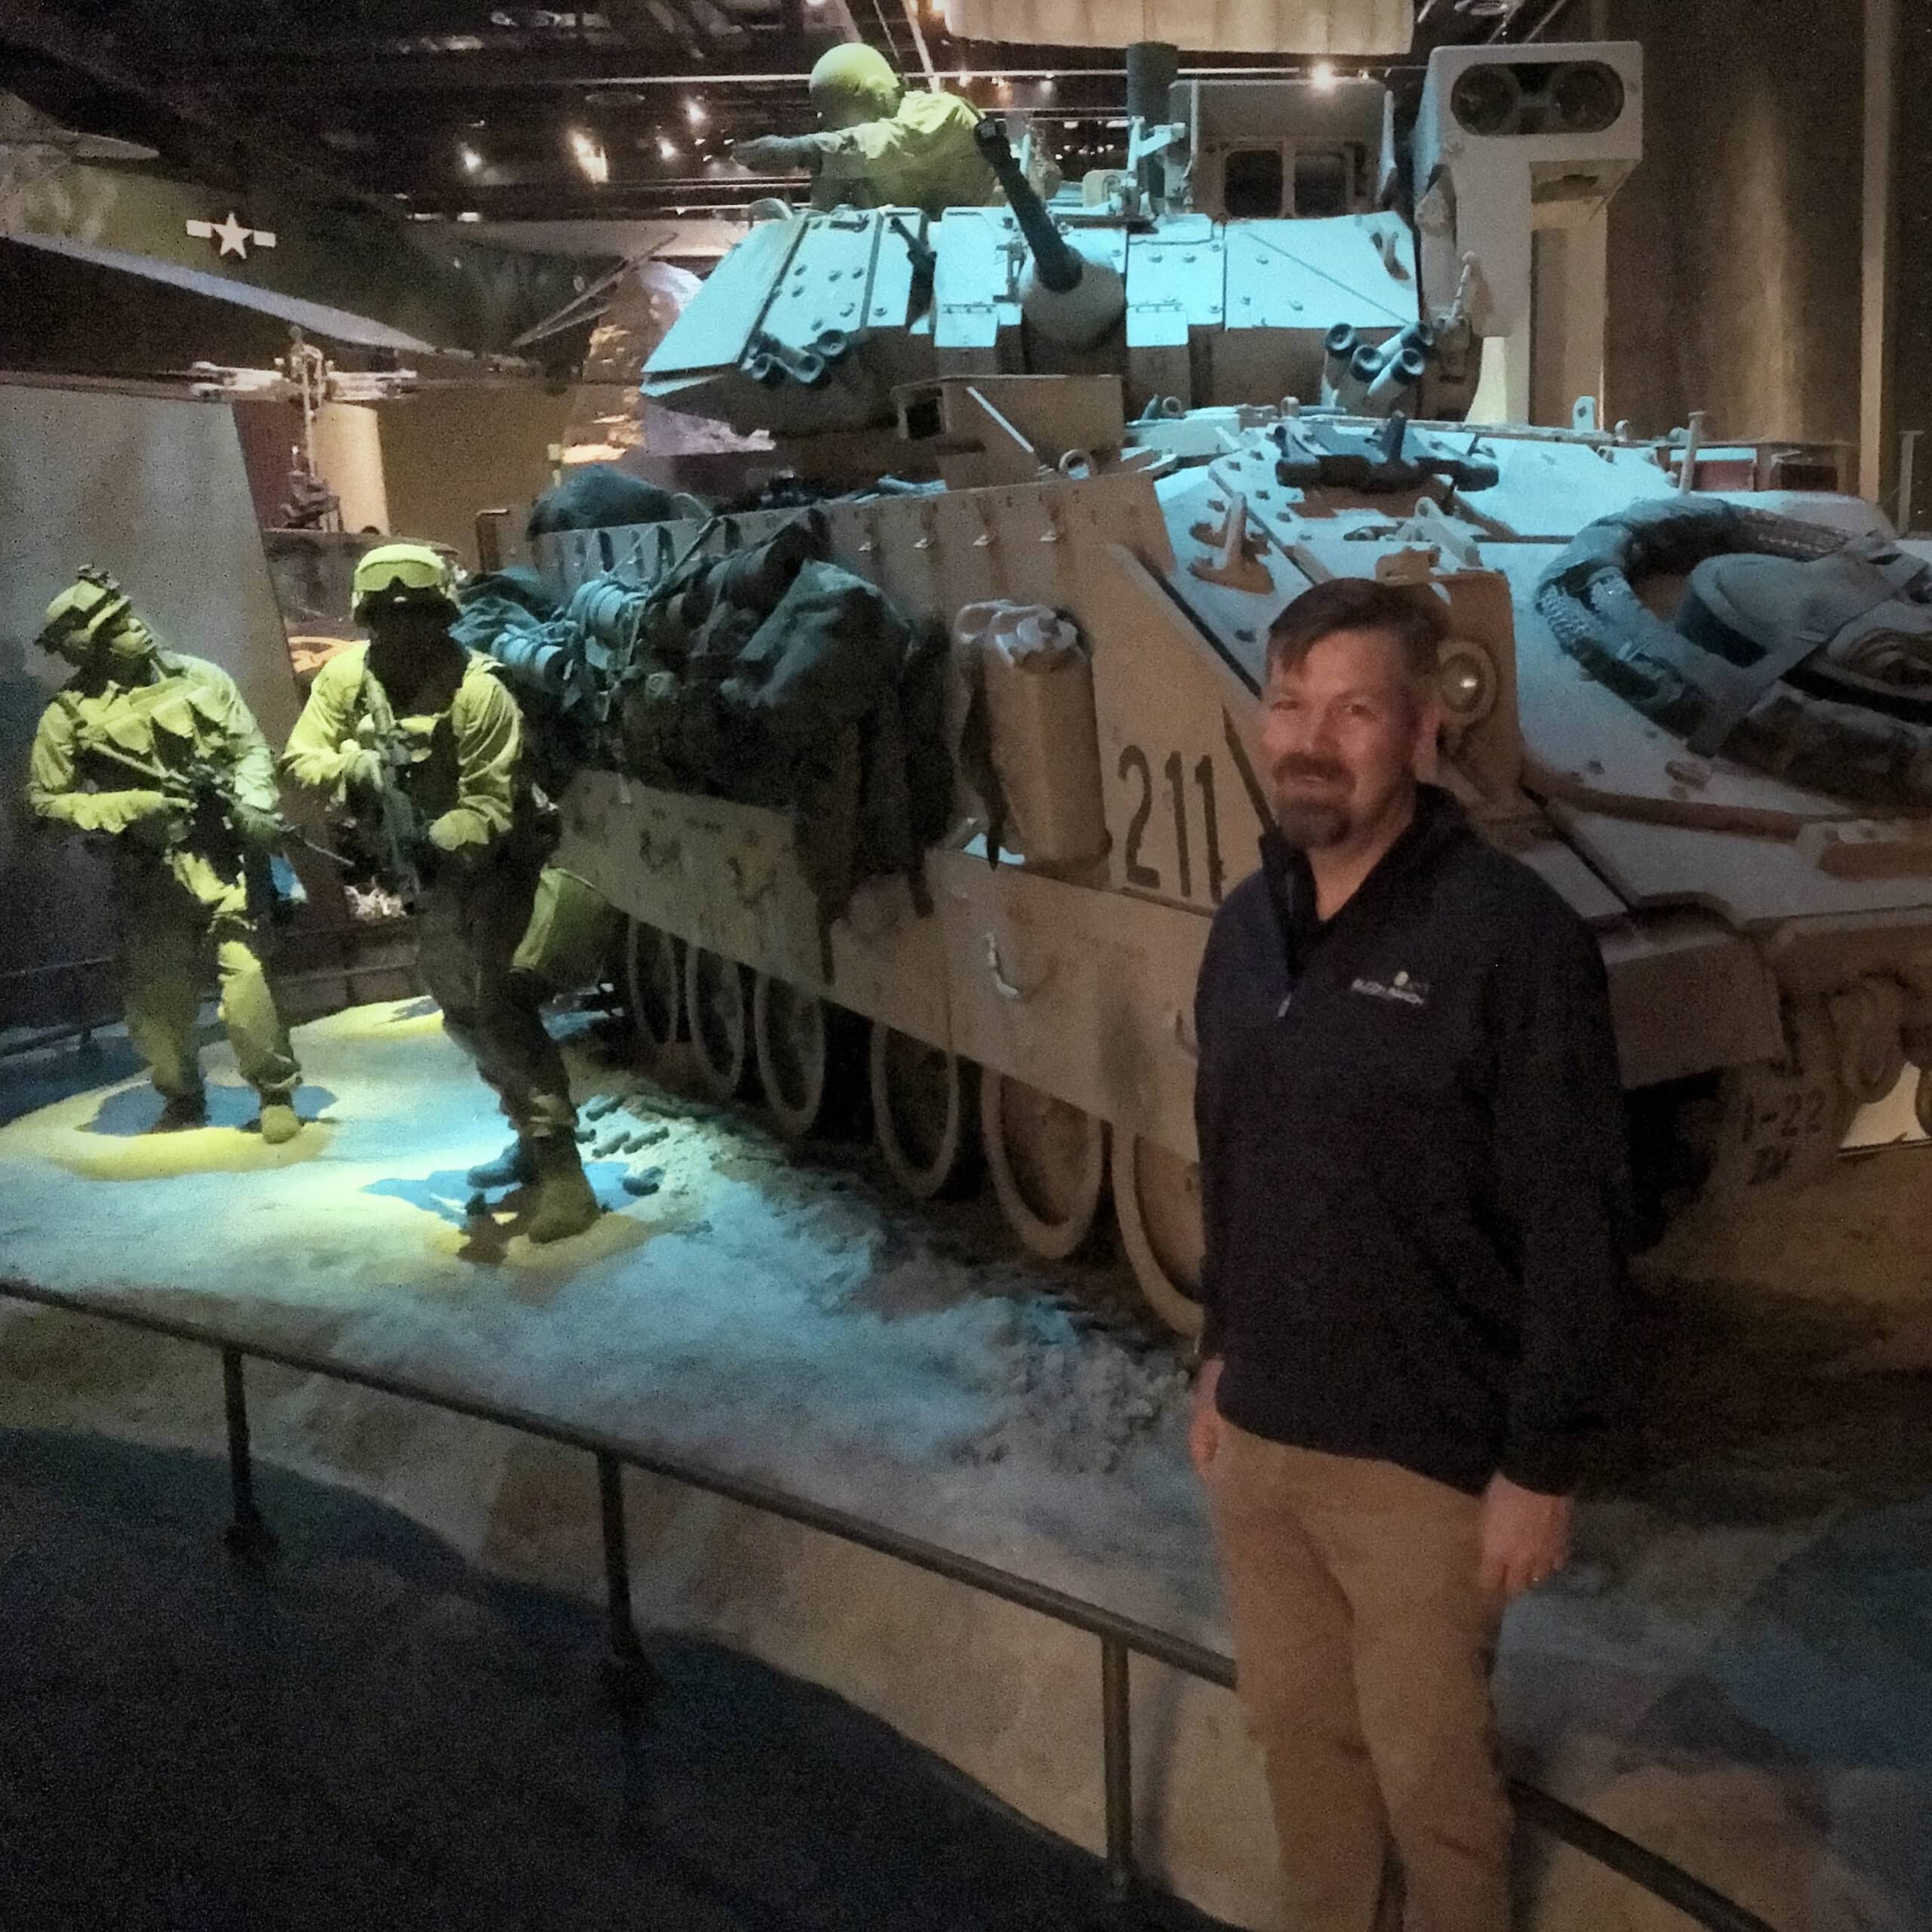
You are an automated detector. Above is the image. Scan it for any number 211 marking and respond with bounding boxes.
[1118,745,1226,903]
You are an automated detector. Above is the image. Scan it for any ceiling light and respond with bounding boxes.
[1312,59,1338,90]
[459,143,484,174]
[686,98,706,128]
[457,210,483,222]
[658,136,679,161]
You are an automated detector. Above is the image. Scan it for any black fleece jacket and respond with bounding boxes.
[1193,786,1631,1497]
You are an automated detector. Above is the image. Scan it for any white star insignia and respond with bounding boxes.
[211,211,251,258]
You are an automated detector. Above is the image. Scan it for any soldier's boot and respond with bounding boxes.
[525,1134,599,1244]
[151,1089,208,1132]
[258,1096,302,1146]
[467,1137,535,1190]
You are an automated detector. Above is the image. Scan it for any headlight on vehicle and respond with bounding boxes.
[1438,642,1497,728]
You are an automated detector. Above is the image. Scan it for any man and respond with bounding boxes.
[1189,577,1629,1932]
[734,44,994,220]
[281,542,598,1244]
[27,568,303,1142]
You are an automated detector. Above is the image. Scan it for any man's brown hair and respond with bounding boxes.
[1265,577,1447,689]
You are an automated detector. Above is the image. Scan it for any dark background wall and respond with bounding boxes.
[1604,0,1866,454]
[1897,2,1932,529]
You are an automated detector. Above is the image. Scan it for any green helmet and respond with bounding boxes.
[37,567,155,672]
[352,540,459,620]
[809,44,903,128]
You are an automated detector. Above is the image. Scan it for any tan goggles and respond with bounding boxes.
[355,546,452,601]
[357,567,447,598]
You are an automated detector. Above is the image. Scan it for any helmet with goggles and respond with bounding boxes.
[351,542,459,621]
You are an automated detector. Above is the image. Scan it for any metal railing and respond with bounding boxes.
[0,926,417,1058]
[0,1273,1777,1932]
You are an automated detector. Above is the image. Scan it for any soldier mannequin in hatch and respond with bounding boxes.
[281,542,598,1244]
[734,44,995,220]
[26,568,304,1142]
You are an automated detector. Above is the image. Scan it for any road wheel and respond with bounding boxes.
[869,1023,977,1198]
[685,946,751,1100]
[981,1072,1106,1260]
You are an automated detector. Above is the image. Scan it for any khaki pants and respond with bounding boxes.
[118,851,298,1105]
[414,848,576,1143]
[1204,1420,1511,1932]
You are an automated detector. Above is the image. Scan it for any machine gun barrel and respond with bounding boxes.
[971,118,1084,295]
[971,118,1126,350]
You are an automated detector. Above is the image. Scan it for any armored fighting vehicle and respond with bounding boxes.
[518,38,1932,1333]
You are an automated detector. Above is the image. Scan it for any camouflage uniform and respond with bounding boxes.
[807,89,992,217]
[737,44,996,220]
[282,639,578,1145]
[27,635,299,1114]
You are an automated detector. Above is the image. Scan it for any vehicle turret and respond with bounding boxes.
[970,118,1125,350]
[640,41,1644,454]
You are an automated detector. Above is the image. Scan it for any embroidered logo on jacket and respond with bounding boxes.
[1349,969,1429,1008]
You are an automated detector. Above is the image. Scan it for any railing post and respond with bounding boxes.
[220,1348,277,1564]
[596,1451,656,1711]
[1101,1635,1138,1910]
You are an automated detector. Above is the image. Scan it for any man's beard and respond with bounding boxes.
[1273,799,1352,849]
[1270,756,1353,850]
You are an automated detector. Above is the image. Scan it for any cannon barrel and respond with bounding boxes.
[972,118,1084,294]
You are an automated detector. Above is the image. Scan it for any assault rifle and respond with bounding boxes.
[70,738,257,857]
[65,739,312,921]
[348,724,435,907]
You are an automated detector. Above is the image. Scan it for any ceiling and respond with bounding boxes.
[0,0,1574,226]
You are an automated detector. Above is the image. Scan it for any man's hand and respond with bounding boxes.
[116,789,186,851]
[340,744,383,796]
[426,810,484,861]
[735,134,817,173]
[1476,1474,1571,1601]
[1188,1355,1225,1477]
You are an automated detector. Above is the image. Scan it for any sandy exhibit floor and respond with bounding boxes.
[1,1000,1927,1931]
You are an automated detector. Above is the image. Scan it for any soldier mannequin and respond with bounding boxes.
[26,568,303,1142]
[734,44,995,220]
[281,543,598,1244]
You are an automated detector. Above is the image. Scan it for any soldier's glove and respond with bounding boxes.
[114,789,189,851]
[339,745,384,797]
[735,134,819,174]
[425,809,489,869]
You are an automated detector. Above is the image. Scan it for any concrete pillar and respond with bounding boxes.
[309,401,390,534]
